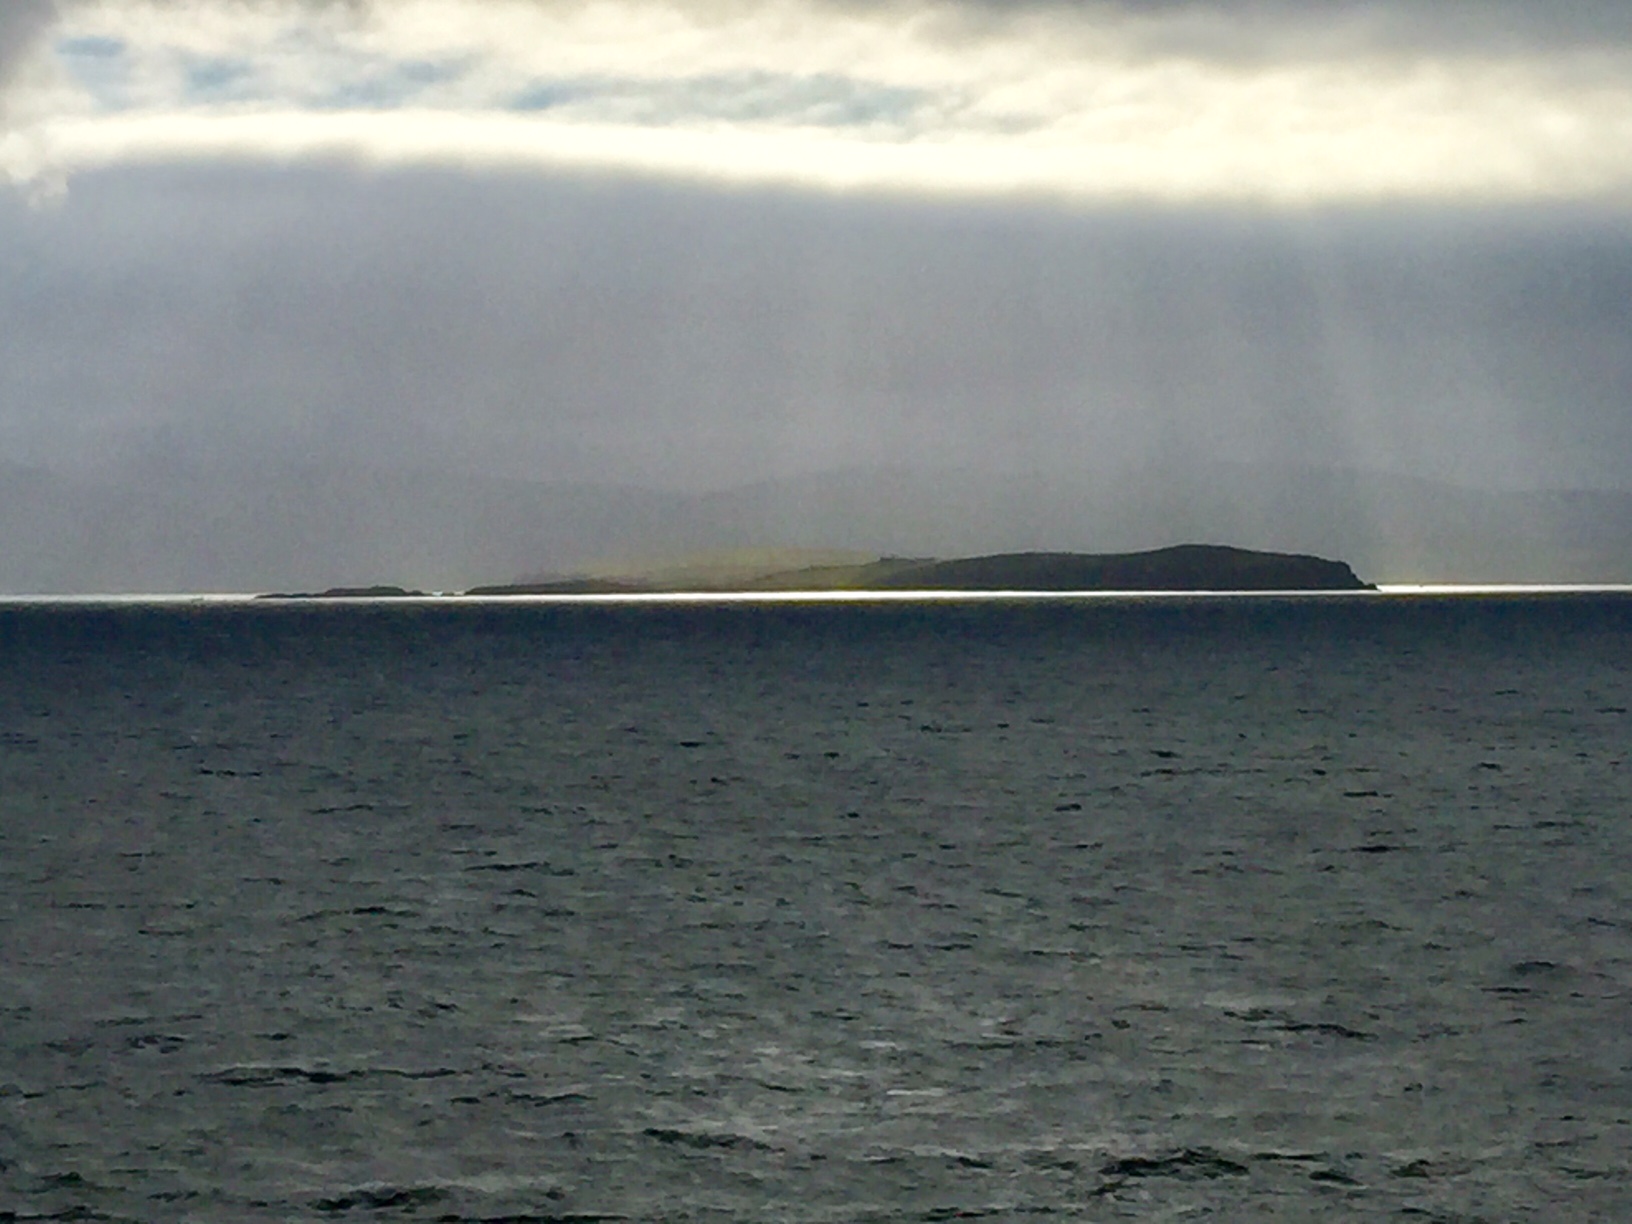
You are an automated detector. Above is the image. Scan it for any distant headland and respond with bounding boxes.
[262,544,1371,597]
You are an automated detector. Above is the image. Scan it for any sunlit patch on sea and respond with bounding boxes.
[2,594,1630,1220]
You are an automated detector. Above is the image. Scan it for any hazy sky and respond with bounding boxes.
[2,0,1630,495]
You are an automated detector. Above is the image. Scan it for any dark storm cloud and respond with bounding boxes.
[2,162,1628,493]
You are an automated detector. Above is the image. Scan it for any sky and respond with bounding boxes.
[1,1,1631,586]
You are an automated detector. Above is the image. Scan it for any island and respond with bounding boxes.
[258,585,427,599]
[466,544,1371,595]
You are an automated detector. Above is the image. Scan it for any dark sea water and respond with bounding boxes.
[3,594,1632,1222]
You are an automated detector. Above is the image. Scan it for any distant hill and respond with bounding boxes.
[468,545,1370,594]
[868,545,1368,591]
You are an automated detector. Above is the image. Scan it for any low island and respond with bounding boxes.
[259,585,427,599]
[464,544,1372,595]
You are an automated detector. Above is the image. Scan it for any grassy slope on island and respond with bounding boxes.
[467,548,880,594]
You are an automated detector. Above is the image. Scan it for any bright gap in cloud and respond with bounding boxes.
[5,0,1632,203]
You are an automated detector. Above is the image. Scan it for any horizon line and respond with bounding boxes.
[4,584,1632,605]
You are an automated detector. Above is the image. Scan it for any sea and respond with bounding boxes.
[2,591,1631,1222]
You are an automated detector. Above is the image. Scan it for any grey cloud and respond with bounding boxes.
[32,0,1632,65]
[731,0,1632,62]
[0,0,58,92]
[509,72,932,129]
[2,161,1629,492]
[940,0,1632,53]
